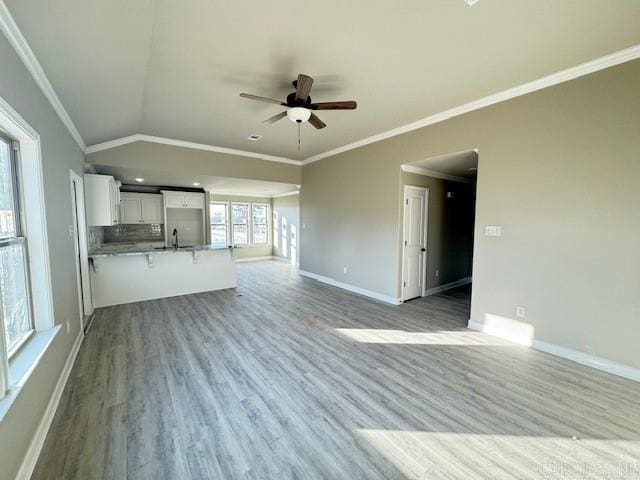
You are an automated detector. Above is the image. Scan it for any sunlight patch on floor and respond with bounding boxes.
[334,328,513,345]
[356,429,640,480]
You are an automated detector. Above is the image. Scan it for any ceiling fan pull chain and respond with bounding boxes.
[298,122,301,151]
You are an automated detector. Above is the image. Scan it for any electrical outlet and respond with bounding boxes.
[68,225,74,237]
[515,306,526,318]
[343,267,348,274]
[302,223,307,229]
[66,320,70,334]
[435,269,439,277]
[485,225,502,237]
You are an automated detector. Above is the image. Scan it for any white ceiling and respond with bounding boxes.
[408,150,478,180]
[5,0,640,160]
[94,164,299,197]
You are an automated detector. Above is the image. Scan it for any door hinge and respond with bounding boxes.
[405,199,408,205]
[403,281,406,287]
[404,240,407,246]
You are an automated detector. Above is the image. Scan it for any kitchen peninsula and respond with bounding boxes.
[85,175,237,308]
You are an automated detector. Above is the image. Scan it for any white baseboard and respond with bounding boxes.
[235,255,274,263]
[15,329,84,480]
[299,269,401,305]
[424,277,472,297]
[467,320,640,383]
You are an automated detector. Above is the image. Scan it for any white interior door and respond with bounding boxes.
[402,186,428,301]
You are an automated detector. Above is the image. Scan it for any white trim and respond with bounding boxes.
[0,1,86,150]
[302,43,640,165]
[235,255,274,263]
[85,134,300,165]
[209,190,276,199]
[299,269,401,305]
[15,329,84,480]
[467,320,640,383]
[272,190,300,198]
[424,277,472,296]
[401,164,474,184]
[69,170,93,319]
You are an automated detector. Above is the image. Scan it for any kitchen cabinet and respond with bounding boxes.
[119,193,163,224]
[85,174,121,226]
[162,191,205,209]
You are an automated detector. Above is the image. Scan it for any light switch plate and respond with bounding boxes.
[485,225,502,237]
[516,306,526,318]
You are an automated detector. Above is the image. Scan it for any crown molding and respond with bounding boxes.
[85,134,301,166]
[209,191,275,199]
[0,1,86,150]
[401,164,474,184]
[302,43,640,165]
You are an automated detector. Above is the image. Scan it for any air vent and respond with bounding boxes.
[247,134,262,141]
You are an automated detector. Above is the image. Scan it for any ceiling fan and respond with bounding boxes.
[240,74,357,130]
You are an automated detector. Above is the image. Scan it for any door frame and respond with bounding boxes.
[401,185,429,301]
[69,170,92,326]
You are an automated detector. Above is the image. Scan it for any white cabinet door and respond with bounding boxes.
[85,174,120,226]
[120,196,142,224]
[164,194,185,208]
[141,196,163,223]
[184,194,204,209]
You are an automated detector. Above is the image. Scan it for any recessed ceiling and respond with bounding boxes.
[5,0,640,160]
[408,150,478,179]
[93,164,299,197]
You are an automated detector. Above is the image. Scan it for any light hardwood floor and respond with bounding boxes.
[32,261,640,479]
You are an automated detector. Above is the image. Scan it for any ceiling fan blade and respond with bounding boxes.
[295,74,314,102]
[240,93,286,106]
[310,101,357,110]
[263,111,288,124]
[308,113,326,129]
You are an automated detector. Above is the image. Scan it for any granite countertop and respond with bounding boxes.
[89,243,232,258]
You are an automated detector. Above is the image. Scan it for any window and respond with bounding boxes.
[273,211,279,248]
[281,216,288,257]
[290,224,297,264]
[0,134,34,358]
[210,202,228,248]
[231,203,249,246]
[252,204,268,245]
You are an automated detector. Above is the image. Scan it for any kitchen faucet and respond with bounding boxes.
[172,228,179,249]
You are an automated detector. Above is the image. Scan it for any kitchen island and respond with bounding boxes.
[89,244,236,308]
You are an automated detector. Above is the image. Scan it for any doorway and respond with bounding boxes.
[69,171,92,330]
[401,185,428,301]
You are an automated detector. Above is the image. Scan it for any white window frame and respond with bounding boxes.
[0,132,35,360]
[273,210,279,249]
[230,202,251,247]
[0,94,56,403]
[251,203,269,246]
[209,201,230,248]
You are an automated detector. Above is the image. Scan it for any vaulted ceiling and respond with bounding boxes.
[5,0,640,160]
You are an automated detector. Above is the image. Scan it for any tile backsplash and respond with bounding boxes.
[102,224,164,244]
[88,226,104,251]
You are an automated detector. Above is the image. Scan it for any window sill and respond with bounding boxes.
[0,325,61,422]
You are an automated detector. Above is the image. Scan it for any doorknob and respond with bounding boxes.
[421,248,426,252]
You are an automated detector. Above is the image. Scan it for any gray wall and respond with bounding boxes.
[208,193,273,259]
[273,194,300,264]
[301,59,640,370]
[0,32,86,479]
[399,172,476,293]
[88,141,302,185]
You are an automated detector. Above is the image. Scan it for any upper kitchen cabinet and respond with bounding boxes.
[162,191,205,209]
[84,174,121,226]
[119,193,163,224]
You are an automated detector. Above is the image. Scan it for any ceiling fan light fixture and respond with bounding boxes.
[286,107,311,124]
